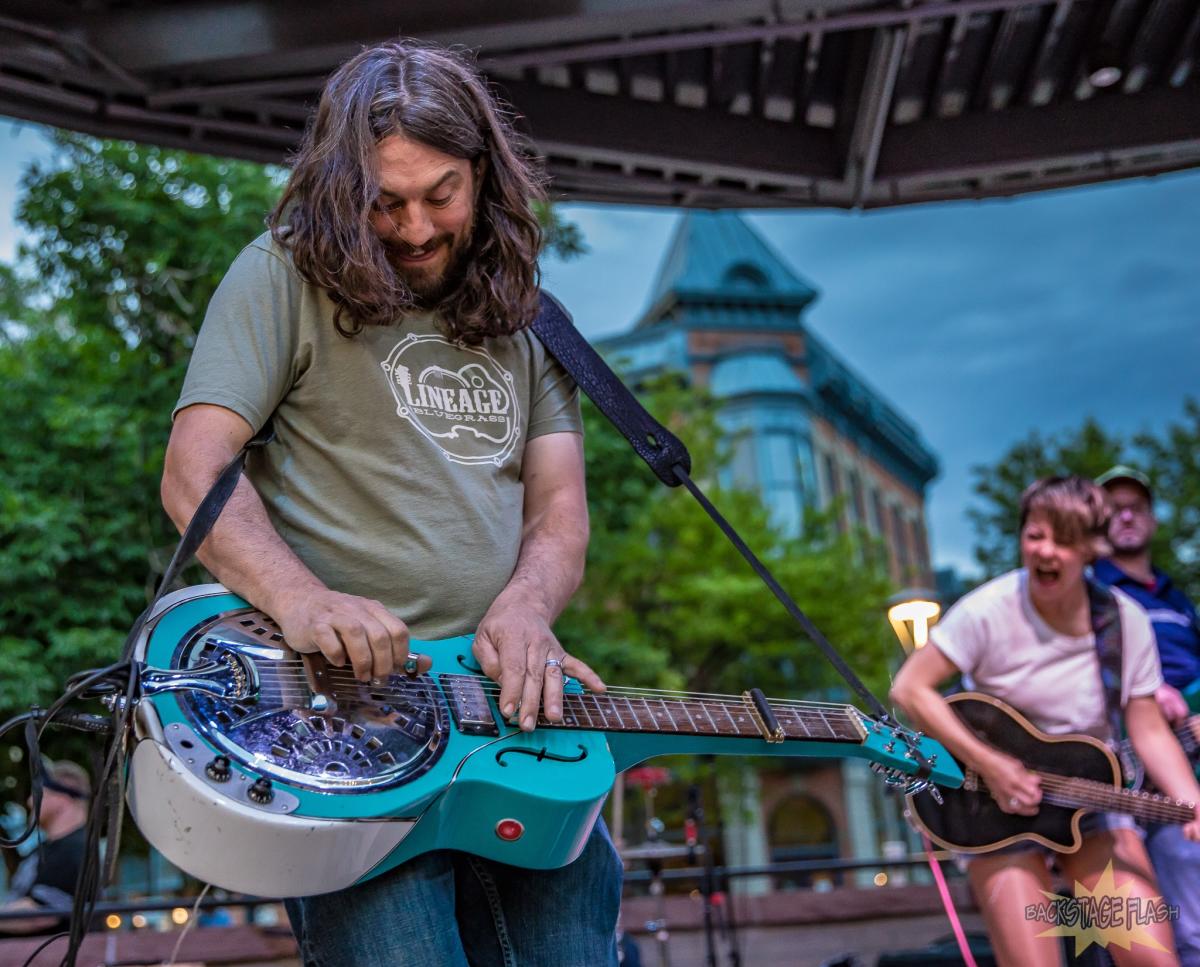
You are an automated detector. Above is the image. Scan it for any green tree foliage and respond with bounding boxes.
[558,375,897,702]
[1,135,282,729]
[968,407,1200,598]
[967,418,1123,577]
[1136,399,1200,595]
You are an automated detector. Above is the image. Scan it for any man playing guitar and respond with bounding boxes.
[161,39,620,967]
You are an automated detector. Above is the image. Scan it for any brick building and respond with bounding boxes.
[599,211,940,886]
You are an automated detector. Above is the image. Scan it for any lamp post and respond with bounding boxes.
[886,588,942,656]
[883,588,942,880]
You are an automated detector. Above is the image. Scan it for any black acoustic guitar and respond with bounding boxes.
[906,692,1196,853]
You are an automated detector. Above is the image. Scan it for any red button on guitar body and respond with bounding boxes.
[495,819,524,841]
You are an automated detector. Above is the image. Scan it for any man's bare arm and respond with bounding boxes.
[162,404,410,679]
[471,431,605,731]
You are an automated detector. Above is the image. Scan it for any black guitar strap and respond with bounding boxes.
[531,291,896,725]
[1087,575,1125,747]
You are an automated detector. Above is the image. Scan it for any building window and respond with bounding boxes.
[821,453,843,532]
[847,469,866,527]
[731,433,758,490]
[797,440,817,512]
[869,487,886,537]
[760,431,802,537]
[891,505,911,574]
[911,518,930,579]
[722,262,770,290]
[768,794,839,890]
[821,453,840,503]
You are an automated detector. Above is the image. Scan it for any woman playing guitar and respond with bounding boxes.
[891,475,1200,967]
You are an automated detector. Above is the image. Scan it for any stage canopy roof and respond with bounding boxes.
[1,0,1197,209]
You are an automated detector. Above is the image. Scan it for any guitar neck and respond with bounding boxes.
[1119,714,1200,768]
[965,769,1195,825]
[1178,715,1200,759]
[543,690,865,745]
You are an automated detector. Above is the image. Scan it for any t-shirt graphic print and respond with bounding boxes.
[381,333,521,467]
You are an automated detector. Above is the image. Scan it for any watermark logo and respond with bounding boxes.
[1024,861,1177,956]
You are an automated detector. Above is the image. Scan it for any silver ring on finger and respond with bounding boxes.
[544,657,565,673]
[1009,797,1020,808]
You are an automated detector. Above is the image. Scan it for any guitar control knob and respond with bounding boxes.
[495,818,524,841]
[205,755,232,783]
[248,777,275,805]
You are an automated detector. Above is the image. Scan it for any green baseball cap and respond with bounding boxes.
[1095,465,1152,502]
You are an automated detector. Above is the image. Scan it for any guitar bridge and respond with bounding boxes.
[141,652,256,701]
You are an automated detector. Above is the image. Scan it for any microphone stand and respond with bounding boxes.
[687,783,719,967]
[707,762,743,967]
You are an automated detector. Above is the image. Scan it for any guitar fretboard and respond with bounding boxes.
[1120,714,1200,768]
[963,768,1195,825]
[1181,715,1200,757]
[545,691,863,743]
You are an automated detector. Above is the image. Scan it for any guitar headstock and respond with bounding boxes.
[855,713,963,792]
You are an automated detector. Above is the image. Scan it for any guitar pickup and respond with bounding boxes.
[445,675,500,736]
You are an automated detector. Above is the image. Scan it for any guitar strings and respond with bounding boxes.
[240,658,860,705]
[246,677,862,730]
[242,665,863,712]
[239,668,866,738]
[970,772,1194,823]
[245,685,860,738]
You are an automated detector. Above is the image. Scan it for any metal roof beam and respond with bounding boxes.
[496,79,840,183]
[482,0,1057,70]
[876,77,1200,178]
[11,0,779,75]
[844,26,907,206]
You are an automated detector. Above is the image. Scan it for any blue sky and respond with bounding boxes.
[3,117,1199,574]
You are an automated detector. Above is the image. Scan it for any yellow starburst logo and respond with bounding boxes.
[1024,861,1176,955]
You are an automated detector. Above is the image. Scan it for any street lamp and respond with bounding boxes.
[887,589,941,655]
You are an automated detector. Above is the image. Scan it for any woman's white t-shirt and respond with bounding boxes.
[930,569,1163,740]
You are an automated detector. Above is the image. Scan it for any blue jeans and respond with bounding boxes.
[1144,822,1200,967]
[286,820,623,967]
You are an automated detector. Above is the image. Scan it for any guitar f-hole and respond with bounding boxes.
[496,745,588,767]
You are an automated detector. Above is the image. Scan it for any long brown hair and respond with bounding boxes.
[269,40,547,343]
[1018,475,1112,560]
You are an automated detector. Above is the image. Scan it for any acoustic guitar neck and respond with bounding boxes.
[962,767,1195,825]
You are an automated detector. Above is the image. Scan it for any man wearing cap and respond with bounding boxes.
[1095,465,1200,965]
[0,761,90,934]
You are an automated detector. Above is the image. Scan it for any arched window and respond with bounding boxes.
[722,262,770,290]
[768,793,839,889]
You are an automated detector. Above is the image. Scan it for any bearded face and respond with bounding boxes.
[369,134,480,307]
[1106,481,1157,556]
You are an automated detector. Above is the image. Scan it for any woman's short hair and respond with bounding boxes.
[1018,475,1112,559]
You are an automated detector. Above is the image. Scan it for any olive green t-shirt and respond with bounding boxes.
[174,234,582,639]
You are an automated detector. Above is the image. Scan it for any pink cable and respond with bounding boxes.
[922,833,979,967]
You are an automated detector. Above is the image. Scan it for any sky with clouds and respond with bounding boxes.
[3,117,1198,575]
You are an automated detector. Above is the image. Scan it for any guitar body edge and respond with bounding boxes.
[907,793,1087,855]
[908,692,1120,854]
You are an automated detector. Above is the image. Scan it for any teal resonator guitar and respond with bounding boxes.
[125,585,962,898]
